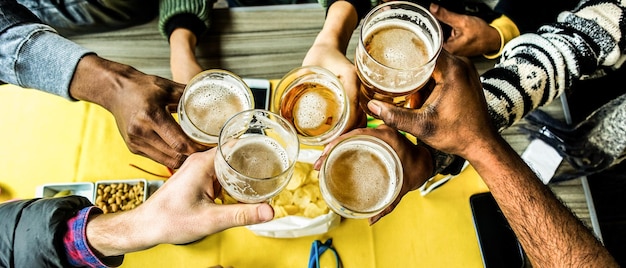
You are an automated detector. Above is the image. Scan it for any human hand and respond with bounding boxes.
[302,0,367,134]
[70,55,209,169]
[429,3,501,57]
[313,125,433,225]
[366,50,499,161]
[303,43,367,133]
[86,148,274,256]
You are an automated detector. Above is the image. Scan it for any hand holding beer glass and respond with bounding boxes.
[273,66,350,146]
[356,1,443,117]
[319,135,403,219]
[214,109,300,203]
[178,69,255,145]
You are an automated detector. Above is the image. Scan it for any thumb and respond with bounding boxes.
[215,203,274,229]
[367,100,429,137]
[429,3,459,27]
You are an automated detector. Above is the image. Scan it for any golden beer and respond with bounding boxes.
[319,135,403,218]
[178,70,254,145]
[274,66,349,145]
[280,82,343,137]
[355,1,442,117]
[215,110,299,203]
[218,135,290,199]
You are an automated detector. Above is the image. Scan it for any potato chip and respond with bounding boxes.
[283,204,300,215]
[272,190,293,206]
[303,202,328,218]
[285,162,313,190]
[306,169,319,184]
[273,205,288,218]
[270,160,330,219]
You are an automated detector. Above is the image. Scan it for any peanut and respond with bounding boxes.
[94,181,146,214]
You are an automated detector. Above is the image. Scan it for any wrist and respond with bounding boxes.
[483,15,520,59]
[411,145,436,191]
[318,1,359,51]
[69,55,139,111]
[169,28,198,54]
[86,209,154,257]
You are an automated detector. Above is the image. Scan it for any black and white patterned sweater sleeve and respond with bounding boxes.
[481,0,626,131]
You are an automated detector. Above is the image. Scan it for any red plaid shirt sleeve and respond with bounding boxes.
[63,207,124,268]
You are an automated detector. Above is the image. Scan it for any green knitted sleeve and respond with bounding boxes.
[158,0,213,39]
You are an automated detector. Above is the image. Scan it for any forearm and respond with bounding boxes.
[68,54,143,111]
[169,27,202,83]
[467,136,617,266]
[314,1,360,53]
[86,209,155,257]
[169,28,197,58]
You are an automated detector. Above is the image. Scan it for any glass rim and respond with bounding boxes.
[180,69,255,138]
[358,0,443,72]
[274,65,351,145]
[217,109,300,182]
[319,135,403,218]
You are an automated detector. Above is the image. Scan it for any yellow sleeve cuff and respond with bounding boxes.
[483,15,521,59]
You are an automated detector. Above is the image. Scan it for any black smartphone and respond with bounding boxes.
[470,192,525,268]
[243,78,271,110]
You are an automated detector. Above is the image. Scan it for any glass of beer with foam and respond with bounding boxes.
[178,69,254,145]
[355,1,443,118]
[273,66,350,146]
[214,109,300,203]
[319,135,403,219]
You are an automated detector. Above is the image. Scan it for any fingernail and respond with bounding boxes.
[367,101,382,117]
[258,204,274,222]
[430,3,439,12]
[313,159,322,171]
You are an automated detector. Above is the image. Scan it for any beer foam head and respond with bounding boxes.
[293,84,343,135]
[366,23,430,70]
[225,135,289,179]
[184,80,251,136]
[358,4,442,94]
[324,141,396,212]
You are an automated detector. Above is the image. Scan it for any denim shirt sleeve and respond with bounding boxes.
[0,0,93,100]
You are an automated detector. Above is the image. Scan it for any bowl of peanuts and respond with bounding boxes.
[94,179,148,214]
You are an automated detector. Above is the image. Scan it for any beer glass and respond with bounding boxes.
[355,1,443,117]
[319,135,403,219]
[178,69,254,145]
[214,109,300,203]
[273,66,350,146]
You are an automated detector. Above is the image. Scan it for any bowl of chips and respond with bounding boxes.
[245,149,340,238]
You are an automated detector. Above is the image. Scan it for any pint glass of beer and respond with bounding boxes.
[214,109,300,203]
[355,1,443,117]
[273,66,350,146]
[178,69,254,145]
[319,135,403,219]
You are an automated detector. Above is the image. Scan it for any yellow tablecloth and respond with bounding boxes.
[0,83,489,267]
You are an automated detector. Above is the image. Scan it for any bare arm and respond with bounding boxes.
[169,28,203,83]
[303,1,367,132]
[370,51,618,266]
[85,149,274,257]
[469,134,615,266]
